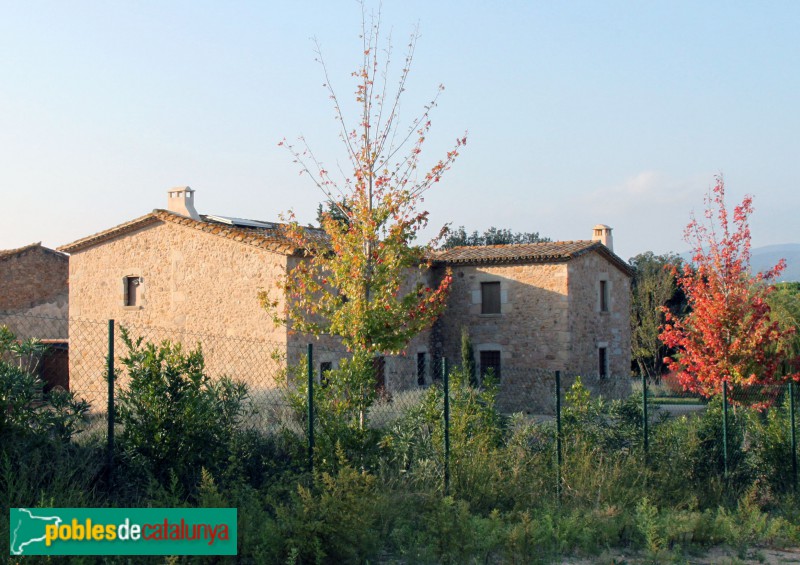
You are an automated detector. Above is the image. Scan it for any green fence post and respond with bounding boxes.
[791,381,797,491]
[722,380,729,480]
[443,357,450,496]
[555,370,562,502]
[307,344,314,478]
[642,373,649,464]
[107,319,115,485]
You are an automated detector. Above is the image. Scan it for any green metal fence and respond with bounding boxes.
[2,311,798,498]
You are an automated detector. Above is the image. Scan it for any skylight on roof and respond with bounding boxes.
[206,215,274,229]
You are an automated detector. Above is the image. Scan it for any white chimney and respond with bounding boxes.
[167,186,200,220]
[592,224,613,252]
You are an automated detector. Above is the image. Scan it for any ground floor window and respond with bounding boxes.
[480,350,501,381]
[373,356,386,391]
[320,361,333,387]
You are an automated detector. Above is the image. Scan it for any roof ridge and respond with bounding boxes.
[58,209,326,255]
[0,242,67,262]
[431,240,631,276]
[440,239,594,251]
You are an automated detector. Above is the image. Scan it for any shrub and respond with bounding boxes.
[0,326,90,444]
[116,328,249,495]
[272,458,383,564]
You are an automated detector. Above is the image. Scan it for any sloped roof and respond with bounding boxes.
[431,241,633,276]
[0,242,67,262]
[57,210,327,255]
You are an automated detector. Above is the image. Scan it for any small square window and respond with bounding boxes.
[480,350,501,381]
[481,281,501,314]
[124,276,142,307]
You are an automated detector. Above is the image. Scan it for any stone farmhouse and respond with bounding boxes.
[56,187,632,411]
[427,233,633,410]
[0,242,69,389]
[0,242,68,326]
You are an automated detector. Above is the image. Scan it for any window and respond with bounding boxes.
[481,281,501,314]
[480,350,501,381]
[123,276,142,307]
[320,361,333,387]
[373,356,386,392]
[417,352,426,386]
[598,347,608,378]
[599,280,609,312]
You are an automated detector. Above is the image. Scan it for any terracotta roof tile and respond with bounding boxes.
[431,241,633,276]
[0,242,67,262]
[55,211,632,276]
[57,210,328,255]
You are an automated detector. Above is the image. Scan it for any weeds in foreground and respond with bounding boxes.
[3,331,800,563]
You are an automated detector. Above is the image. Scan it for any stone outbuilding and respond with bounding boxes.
[0,242,69,323]
[0,242,70,390]
[427,227,633,411]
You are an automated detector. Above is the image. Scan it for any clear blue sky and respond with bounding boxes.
[1,1,798,261]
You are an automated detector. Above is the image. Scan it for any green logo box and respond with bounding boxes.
[9,508,237,556]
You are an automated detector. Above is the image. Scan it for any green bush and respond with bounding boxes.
[748,390,799,494]
[0,326,104,562]
[0,326,90,443]
[278,352,387,473]
[271,458,383,564]
[116,328,250,495]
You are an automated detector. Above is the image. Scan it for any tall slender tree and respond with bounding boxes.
[261,8,465,422]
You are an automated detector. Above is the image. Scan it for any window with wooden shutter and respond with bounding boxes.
[481,281,501,314]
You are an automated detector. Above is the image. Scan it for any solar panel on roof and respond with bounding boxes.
[206,215,274,229]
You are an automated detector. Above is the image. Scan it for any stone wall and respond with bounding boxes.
[0,244,68,338]
[428,251,632,414]
[433,262,571,372]
[285,264,438,392]
[67,220,291,407]
[566,252,632,400]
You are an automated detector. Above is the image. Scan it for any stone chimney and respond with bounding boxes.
[167,186,200,220]
[592,224,613,252]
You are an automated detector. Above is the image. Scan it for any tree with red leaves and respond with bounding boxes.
[659,176,797,404]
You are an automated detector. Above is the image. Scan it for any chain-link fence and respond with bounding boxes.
[3,311,799,495]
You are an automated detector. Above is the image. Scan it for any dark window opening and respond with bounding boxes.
[481,281,501,314]
[480,350,501,381]
[373,356,386,392]
[124,276,141,307]
[599,280,609,312]
[417,352,426,386]
[599,347,608,378]
[320,361,333,387]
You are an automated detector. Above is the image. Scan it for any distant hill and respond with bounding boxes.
[751,244,800,282]
[677,243,800,282]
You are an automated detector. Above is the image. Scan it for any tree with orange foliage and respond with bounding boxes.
[660,176,797,404]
